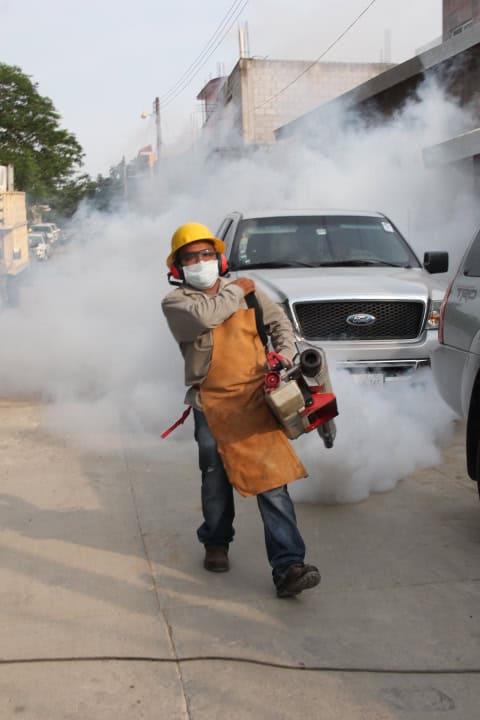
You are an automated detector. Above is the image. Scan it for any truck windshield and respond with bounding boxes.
[230,216,419,270]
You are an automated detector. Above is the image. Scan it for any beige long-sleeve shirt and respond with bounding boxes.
[162,278,296,409]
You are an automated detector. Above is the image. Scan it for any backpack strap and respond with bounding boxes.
[245,292,269,348]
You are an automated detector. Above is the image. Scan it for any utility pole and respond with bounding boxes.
[154,97,162,168]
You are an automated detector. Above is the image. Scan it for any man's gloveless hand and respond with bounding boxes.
[232,278,256,296]
[278,354,293,369]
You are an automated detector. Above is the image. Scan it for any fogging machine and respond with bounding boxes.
[265,346,338,448]
[246,293,338,448]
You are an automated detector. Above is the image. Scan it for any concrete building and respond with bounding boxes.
[197,77,226,125]
[197,58,393,146]
[444,0,480,39]
[0,165,29,306]
[277,25,480,139]
[132,145,156,175]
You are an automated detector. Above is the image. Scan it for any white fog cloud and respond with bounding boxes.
[0,80,473,502]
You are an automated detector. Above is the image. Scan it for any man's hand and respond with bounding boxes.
[232,278,256,296]
[266,351,294,371]
[278,354,293,369]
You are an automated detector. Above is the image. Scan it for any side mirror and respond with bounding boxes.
[424,251,449,274]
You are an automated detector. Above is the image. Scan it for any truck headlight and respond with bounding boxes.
[427,300,442,330]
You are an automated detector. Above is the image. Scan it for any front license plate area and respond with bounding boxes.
[352,373,385,386]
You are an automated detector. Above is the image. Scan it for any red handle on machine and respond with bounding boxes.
[264,352,284,391]
[266,351,285,370]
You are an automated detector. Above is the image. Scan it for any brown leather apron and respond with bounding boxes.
[200,308,307,497]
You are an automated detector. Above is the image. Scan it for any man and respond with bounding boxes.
[162,222,320,598]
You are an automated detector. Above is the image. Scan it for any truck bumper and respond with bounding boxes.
[302,330,439,380]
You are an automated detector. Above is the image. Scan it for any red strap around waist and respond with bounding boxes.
[161,406,192,439]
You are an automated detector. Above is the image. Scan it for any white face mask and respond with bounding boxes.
[183,259,219,289]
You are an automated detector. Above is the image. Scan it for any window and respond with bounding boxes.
[230,215,418,269]
[464,231,480,277]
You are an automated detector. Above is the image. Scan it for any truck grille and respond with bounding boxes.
[293,301,425,341]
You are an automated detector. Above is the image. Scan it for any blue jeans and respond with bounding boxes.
[193,410,306,575]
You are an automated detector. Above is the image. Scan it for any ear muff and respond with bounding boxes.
[170,262,184,281]
[218,253,229,276]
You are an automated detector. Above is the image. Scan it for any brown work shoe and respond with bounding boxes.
[275,563,321,598]
[204,545,229,573]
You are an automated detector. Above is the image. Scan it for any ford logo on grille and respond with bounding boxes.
[346,313,376,326]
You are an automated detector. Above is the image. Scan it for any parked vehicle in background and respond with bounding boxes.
[46,222,61,243]
[0,165,30,307]
[216,210,449,383]
[432,228,480,498]
[34,241,50,261]
[28,232,51,260]
[30,223,56,244]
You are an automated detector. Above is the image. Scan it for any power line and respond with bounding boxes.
[160,0,249,109]
[255,0,378,110]
[162,0,248,109]
[160,0,245,104]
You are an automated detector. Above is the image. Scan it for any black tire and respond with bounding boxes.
[466,384,480,484]
[476,441,480,501]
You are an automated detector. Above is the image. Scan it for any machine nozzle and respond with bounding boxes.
[299,349,323,377]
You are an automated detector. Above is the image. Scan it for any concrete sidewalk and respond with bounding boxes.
[0,399,479,719]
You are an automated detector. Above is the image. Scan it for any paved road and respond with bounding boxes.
[0,398,479,719]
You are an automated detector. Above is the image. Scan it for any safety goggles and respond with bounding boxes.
[181,249,217,265]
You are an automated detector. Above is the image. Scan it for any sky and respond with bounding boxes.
[1,0,443,175]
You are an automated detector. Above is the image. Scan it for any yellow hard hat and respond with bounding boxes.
[166,222,226,269]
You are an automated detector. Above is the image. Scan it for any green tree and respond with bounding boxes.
[91,168,125,212]
[0,63,83,199]
[47,173,97,220]
[48,170,124,220]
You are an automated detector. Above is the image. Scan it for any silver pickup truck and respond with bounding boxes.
[216,210,449,381]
